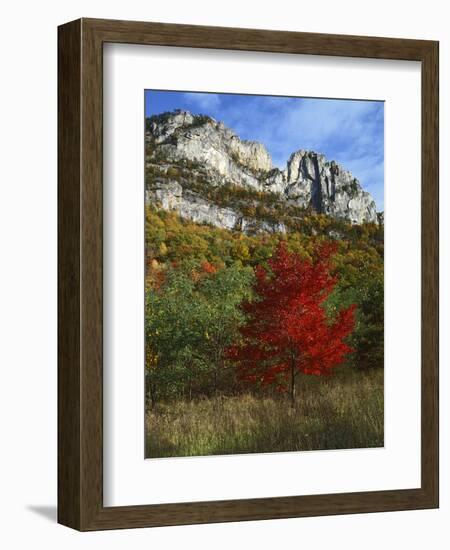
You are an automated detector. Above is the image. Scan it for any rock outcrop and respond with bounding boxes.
[145,110,379,231]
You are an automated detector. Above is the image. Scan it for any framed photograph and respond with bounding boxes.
[58,18,439,530]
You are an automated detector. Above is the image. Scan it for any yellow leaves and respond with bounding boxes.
[144,205,382,288]
[233,241,250,261]
[166,166,180,179]
[146,348,159,369]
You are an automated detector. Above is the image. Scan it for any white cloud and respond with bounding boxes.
[183,92,221,111]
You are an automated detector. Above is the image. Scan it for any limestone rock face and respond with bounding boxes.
[147,111,271,190]
[146,180,240,231]
[145,110,380,231]
[284,150,378,224]
[146,180,287,234]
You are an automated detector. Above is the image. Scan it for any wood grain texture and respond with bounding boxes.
[420,41,439,505]
[57,18,439,531]
[57,19,82,530]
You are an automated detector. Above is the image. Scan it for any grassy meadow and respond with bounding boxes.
[146,368,384,458]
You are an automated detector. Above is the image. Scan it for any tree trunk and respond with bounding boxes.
[148,384,157,410]
[213,350,224,397]
[290,360,296,409]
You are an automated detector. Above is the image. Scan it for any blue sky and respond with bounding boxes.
[145,90,384,211]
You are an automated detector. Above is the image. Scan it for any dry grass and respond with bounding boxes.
[145,369,384,458]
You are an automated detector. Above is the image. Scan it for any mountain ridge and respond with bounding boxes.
[145,109,380,232]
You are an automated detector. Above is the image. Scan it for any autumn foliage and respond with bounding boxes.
[230,242,356,405]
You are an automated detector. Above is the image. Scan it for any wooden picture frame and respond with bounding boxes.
[58,18,439,531]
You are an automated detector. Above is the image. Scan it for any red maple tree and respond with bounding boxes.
[230,241,356,407]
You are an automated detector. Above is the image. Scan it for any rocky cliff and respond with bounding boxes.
[145,110,379,233]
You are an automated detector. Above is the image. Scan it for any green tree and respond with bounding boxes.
[145,268,203,406]
[351,274,384,369]
[145,263,254,405]
[195,264,253,394]
[326,273,383,370]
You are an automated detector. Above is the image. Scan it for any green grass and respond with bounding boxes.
[145,368,384,458]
